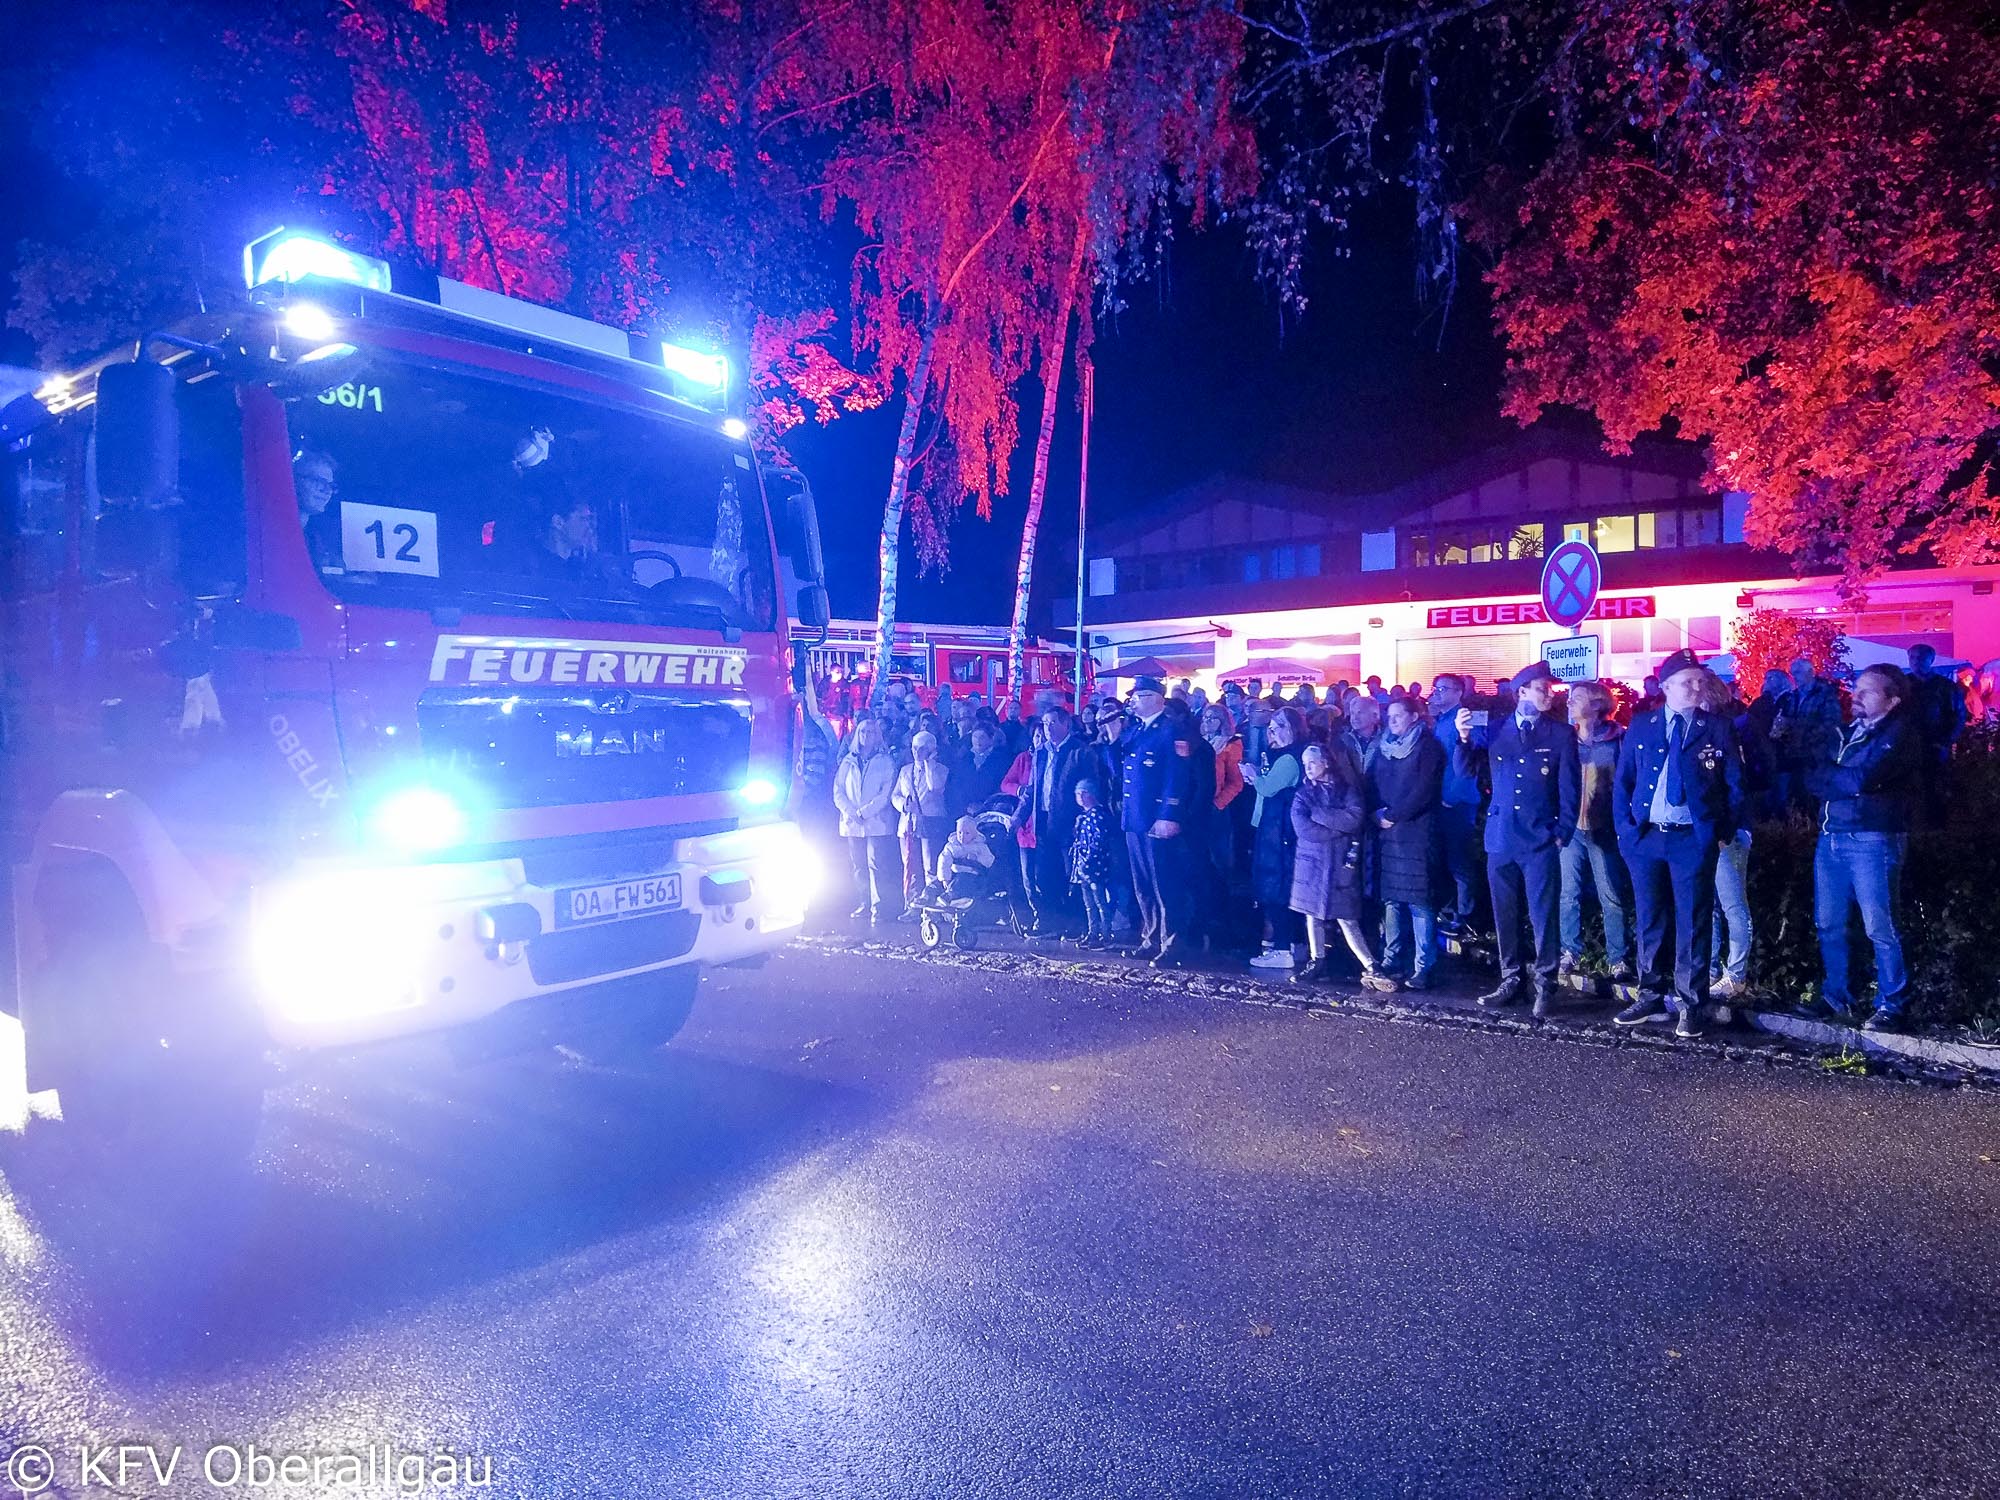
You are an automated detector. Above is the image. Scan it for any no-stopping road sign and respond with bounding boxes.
[1540,541,1602,631]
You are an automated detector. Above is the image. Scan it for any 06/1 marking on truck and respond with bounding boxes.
[556,874,683,927]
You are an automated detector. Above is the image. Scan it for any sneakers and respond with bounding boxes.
[849,903,871,920]
[1476,981,1524,1008]
[1862,1007,1901,1033]
[1710,975,1747,1002]
[1558,951,1581,978]
[1248,946,1297,971]
[1360,968,1400,993]
[1291,954,1335,985]
[1614,995,1670,1026]
[1674,1006,1706,1039]
[1403,968,1435,992]
[1609,962,1636,985]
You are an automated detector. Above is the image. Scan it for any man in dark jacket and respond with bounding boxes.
[1453,661,1581,1016]
[1024,707,1092,935]
[1121,678,1196,966]
[1906,643,1965,826]
[1774,657,1844,810]
[1806,665,1925,1030]
[1612,650,1745,1037]
[1428,673,1486,938]
[947,724,1011,817]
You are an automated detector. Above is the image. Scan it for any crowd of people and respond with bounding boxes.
[819,642,1973,1039]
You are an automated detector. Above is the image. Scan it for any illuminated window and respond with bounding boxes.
[1563,522,1589,544]
[1638,511,1679,548]
[1594,515,1636,553]
[1508,524,1545,560]
[1651,618,1683,652]
[1688,615,1724,651]
[1299,542,1322,576]
[1272,546,1296,580]
[1610,621,1646,653]
[1361,530,1396,572]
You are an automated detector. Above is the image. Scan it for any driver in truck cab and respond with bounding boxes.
[292,445,341,570]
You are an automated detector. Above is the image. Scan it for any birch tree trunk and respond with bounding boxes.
[872,310,939,686]
[1006,234,1085,707]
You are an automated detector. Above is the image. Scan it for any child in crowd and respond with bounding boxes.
[1069,779,1118,949]
[934,813,996,900]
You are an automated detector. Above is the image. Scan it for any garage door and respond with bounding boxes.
[1398,633,1531,693]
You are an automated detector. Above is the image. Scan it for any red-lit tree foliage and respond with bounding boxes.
[8,0,879,452]
[767,0,1253,678]
[1730,611,1849,695]
[1477,0,2000,595]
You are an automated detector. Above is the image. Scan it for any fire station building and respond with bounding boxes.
[1059,430,2000,689]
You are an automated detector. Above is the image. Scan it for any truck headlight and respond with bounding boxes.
[250,877,426,1025]
[365,785,470,855]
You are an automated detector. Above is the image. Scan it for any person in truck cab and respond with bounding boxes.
[292,446,341,569]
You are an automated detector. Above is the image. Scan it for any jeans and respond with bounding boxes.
[846,835,904,923]
[1709,829,1753,986]
[1558,826,1632,965]
[1437,802,1483,928]
[1078,881,1111,938]
[1815,830,1909,1015]
[1381,900,1437,978]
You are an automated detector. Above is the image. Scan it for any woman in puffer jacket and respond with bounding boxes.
[1289,742,1398,991]
[834,716,902,925]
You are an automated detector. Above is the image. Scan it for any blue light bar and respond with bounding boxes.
[244,230,392,292]
[662,341,729,392]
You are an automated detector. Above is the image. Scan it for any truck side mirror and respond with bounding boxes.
[795,582,830,630]
[95,361,180,504]
[768,468,825,584]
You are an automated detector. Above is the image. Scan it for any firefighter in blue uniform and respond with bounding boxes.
[1612,649,1746,1038]
[1453,661,1581,1017]
[1120,676,1195,967]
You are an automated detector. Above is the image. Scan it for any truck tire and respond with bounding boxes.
[28,886,262,1162]
[561,965,700,1064]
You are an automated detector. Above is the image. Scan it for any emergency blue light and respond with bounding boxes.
[662,341,728,393]
[244,230,392,293]
[736,776,781,808]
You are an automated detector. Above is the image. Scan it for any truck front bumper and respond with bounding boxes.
[245,820,816,1051]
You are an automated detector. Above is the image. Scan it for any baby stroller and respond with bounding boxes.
[916,805,1028,951]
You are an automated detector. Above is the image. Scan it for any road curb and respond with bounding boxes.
[793,932,1999,1088]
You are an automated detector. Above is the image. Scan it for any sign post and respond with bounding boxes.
[1540,540,1602,632]
[1540,540,1602,683]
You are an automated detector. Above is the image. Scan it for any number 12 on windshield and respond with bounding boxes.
[339,501,440,577]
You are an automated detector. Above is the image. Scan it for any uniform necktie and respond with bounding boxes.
[1667,714,1686,805]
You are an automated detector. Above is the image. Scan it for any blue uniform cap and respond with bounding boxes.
[1131,676,1166,696]
[1510,661,1558,692]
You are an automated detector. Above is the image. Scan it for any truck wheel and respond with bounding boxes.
[29,931,262,1162]
[562,966,700,1064]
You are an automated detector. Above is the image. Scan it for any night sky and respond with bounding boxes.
[791,193,1515,629]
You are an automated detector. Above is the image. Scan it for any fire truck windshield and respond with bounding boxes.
[285,352,775,631]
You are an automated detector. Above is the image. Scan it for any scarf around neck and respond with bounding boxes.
[1378,721,1425,761]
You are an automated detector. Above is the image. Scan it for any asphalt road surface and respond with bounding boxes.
[2,948,1998,1499]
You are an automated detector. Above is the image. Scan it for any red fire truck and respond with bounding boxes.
[1,229,828,1141]
[797,618,1086,718]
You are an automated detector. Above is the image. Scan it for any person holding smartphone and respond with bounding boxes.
[1454,661,1581,1017]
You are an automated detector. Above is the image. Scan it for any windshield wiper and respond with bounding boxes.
[452,588,578,621]
[661,596,743,641]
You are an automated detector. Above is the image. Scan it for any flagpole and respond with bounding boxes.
[1073,359,1093,706]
